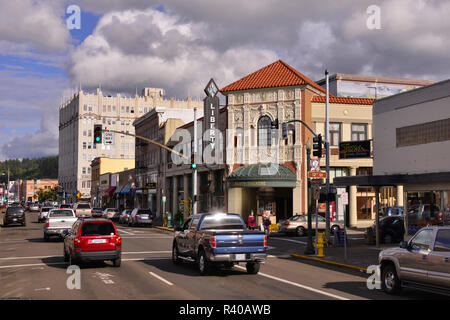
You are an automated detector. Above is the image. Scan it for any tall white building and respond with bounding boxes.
[58,87,201,202]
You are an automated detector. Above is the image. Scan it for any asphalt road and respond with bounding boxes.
[0,210,442,300]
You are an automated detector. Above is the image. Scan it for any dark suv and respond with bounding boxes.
[3,206,26,226]
[365,215,405,244]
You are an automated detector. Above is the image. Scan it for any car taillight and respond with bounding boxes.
[116,236,122,244]
[439,212,443,220]
[136,214,140,217]
[74,209,76,214]
[91,210,93,214]
[46,221,49,228]
[74,237,81,248]
[210,236,216,248]
[285,222,290,226]
[264,235,267,247]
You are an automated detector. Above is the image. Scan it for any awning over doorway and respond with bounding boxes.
[120,184,131,194]
[103,186,116,197]
[227,163,296,188]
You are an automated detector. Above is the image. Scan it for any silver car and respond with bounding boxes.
[278,214,343,236]
[379,226,450,296]
[128,208,155,227]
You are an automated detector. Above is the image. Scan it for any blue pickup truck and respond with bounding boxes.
[172,213,267,275]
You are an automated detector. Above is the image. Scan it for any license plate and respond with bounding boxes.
[90,239,107,244]
[13,218,17,221]
[140,216,149,220]
[235,254,246,261]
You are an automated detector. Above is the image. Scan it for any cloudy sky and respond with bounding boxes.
[0,0,449,160]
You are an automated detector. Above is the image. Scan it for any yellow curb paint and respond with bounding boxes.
[155,226,174,232]
[291,253,367,273]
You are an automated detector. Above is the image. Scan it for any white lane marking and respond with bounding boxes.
[122,257,171,262]
[34,287,51,291]
[122,251,171,255]
[235,266,349,300]
[116,228,135,235]
[0,262,66,269]
[270,237,307,245]
[149,272,173,286]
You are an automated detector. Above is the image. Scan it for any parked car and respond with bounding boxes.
[365,215,405,244]
[38,206,54,223]
[63,218,122,267]
[3,206,26,226]
[73,202,92,218]
[102,208,120,220]
[408,204,442,226]
[44,209,78,241]
[379,226,450,296]
[128,208,155,227]
[382,206,404,216]
[277,214,343,237]
[92,207,103,218]
[173,213,267,275]
[29,203,40,212]
[119,209,132,224]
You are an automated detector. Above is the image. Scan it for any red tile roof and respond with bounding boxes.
[311,95,374,105]
[220,59,326,93]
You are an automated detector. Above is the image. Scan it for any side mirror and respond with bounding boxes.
[400,241,408,249]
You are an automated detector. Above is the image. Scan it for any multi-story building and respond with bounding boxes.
[58,87,200,202]
[90,157,135,207]
[316,73,435,99]
[19,179,59,202]
[133,106,203,213]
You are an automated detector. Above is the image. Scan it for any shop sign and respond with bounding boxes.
[339,140,371,159]
[203,78,220,153]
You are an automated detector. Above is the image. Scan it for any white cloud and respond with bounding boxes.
[0,0,71,53]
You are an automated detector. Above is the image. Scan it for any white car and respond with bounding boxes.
[44,209,78,241]
[103,208,120,220]
[38,207,54,223]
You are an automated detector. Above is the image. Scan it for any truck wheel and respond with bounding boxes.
[198,250,210,275]
[246,262,260,274]
[172,243,181,265]
[381,264,401,294]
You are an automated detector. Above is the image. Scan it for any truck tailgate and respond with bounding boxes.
[48,218,77,229]
[214,233,266,254]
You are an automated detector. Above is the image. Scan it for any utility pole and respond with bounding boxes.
[193,107,198,215]
[304,140,315,255]
[325,70,331,240]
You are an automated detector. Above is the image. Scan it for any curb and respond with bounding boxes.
[291,253,368,273]
[154,226,174,232]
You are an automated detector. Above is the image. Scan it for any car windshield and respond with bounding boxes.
[49,210,74,217]
[6,207,23,214]
[76,204,90,209]
[291,215,303,221]
[200,215,245,230]
[138,209,151,215]
[81,223,116,236]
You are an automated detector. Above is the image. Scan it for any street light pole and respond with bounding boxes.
[325,70,331,240]
[193,108,198,216]
[304,139,315,255]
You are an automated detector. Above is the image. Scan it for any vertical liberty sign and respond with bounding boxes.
[203,79,221,166]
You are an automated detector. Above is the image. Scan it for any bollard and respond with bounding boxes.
[316,232,325,258]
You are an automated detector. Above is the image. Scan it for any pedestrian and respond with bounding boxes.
[263,210,271,236]
[248,210,256,230]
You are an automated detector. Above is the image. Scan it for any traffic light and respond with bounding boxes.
[94,124,102,144]
[271,119,279,129]
[282,122,288,140]
[313,134,323,158]
[191,153,197,170]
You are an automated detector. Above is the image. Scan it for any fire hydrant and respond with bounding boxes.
[316,232,325,258]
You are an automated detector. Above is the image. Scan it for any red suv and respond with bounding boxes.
[63,219,122,267]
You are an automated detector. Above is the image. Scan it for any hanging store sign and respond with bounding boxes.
[203,78,220,154]
[339,140,371,159]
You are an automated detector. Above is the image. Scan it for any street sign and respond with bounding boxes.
[340,192,348,205]
[310,179,324,185]
[310,158,320,172]
[103,132,114,145]
[308,171,327,179]
[77,192,82,199]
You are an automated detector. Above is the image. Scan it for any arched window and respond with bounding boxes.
[258,116,272,146]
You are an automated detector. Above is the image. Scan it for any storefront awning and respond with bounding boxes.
[120,184,131,194]
[227,163,297,188]
[103,186,116,197]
